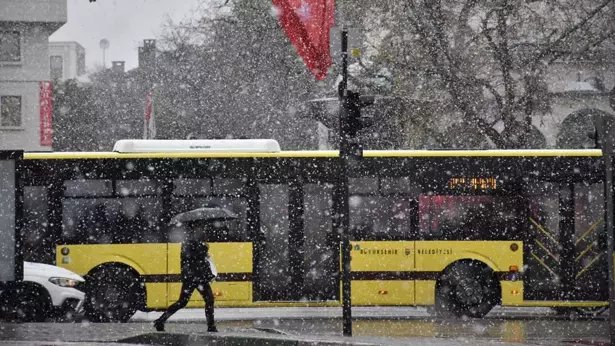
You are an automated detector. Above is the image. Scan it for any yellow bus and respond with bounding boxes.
[20,140,609,322]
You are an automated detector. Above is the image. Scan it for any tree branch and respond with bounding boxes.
[531,0,614,67]
[477,78,503,114]
[495,1,516,123]
[548,27,615,64]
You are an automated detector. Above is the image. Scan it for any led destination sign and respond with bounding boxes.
[447,176,498,191]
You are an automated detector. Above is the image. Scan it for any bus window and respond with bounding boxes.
[349,178,378,194]
[173,178,212,196]
[23,186,51,262]
[67,198,161,244]
[116,179,160,196]
[64,179,111,197]
[213,178,246,196]
[62,178,163,244]
[380,177,420,195]
[167,197,248,242]
[170,177,248,242]
[418,195,525,240]
[167,218,243,243]
[350,195,418,240]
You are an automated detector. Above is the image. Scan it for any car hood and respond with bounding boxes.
[24,261,85,282]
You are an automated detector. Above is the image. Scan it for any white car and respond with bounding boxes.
[0,262,85,322]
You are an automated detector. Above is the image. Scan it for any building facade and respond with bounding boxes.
[0,0,66,151]
[49,41,85,81]
[540,57,615,148]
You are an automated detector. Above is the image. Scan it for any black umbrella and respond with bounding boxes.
[170,207,238,226]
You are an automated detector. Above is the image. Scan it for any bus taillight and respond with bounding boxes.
[507,265,520,281]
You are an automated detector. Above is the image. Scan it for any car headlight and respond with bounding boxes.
[49,277,81,288]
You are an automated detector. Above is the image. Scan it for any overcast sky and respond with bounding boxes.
[50,0,202,72]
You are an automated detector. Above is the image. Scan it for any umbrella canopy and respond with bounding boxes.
[170,207,238,226]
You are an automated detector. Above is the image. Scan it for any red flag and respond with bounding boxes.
[273,0,335,80]
[143,89,156,139]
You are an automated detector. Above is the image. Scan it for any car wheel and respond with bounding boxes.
[1,283,51,322]
[84,266,140,323]
[435,261,499,318]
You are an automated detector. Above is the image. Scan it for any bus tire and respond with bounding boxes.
[84,265,141,323]
[435,261,499,318]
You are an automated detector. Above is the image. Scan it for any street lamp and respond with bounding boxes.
[99,39,109,69]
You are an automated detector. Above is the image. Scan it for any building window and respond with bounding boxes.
[0,96,22,127]
[0,31,21,62]
[77,49,86,76]
[50,55,64,80]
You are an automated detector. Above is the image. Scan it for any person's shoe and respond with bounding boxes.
[154,320,165,332]
[207,325,218,332]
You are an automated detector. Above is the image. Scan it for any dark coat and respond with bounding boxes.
[180,240,215,283]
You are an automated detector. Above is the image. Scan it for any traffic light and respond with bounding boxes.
[340,90,375,139]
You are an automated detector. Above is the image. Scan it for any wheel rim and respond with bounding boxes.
[437,263,498,318]
[101,284,124,311]
[454,277,484,306]
[87,269,138,321]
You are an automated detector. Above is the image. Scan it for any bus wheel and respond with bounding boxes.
[435,261,499,318]
[84,266,141,323]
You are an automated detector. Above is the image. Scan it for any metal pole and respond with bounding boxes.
[602,119,615,345]
[597,115,615,344]
[338,28,352,337]
[339,29,348,99]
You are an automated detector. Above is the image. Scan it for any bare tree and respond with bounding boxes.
[157,0,325,148]
[355,0,615,148]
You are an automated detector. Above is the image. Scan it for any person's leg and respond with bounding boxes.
[154,281,196,331]
[197,283,216,332]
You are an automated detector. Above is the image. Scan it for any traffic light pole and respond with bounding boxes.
[596,115,615,345]
[338,28,353,337]
[603,120,615,346]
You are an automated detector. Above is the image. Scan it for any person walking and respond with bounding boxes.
[154,228,217,332]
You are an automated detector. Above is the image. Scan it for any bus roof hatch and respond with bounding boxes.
[113,139,281,153]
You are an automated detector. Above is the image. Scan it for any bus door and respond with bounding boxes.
[525,182,608,301]
[255,182,338,302]
[348,177,419,305]
[569,182,608,301]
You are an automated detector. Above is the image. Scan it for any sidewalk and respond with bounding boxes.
[125,307,608,346]
[0,307,607,346]
[131,306,558,322]
[118,329,524,346]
